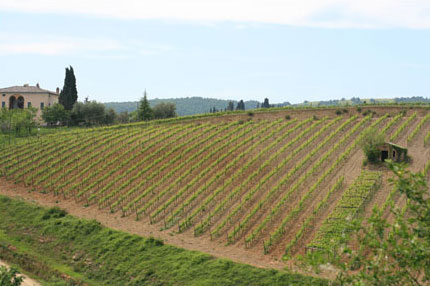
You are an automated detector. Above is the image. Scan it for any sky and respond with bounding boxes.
[0,1,430,104]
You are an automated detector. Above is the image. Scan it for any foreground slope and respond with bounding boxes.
[0,195,327,285]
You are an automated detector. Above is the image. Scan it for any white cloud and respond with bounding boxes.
[0,0,430,28]
[0,34,172,56]
[0,34,125,55]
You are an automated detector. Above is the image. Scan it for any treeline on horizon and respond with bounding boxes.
[104,97,292,116]
[104,96,430,117]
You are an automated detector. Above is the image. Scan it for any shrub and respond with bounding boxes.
[247,111,254,117]
[146,236,164,246]
[0,266,23,286]
[285,115,291,120]
[356,106,362,113]
[362,109,372,116]
[360,128,384,163]
[42,207,67,220]
[335,110,342,115]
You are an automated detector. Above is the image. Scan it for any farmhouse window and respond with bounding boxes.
[40,102,44,109]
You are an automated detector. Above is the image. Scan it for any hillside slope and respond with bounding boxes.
[0,106,428,265]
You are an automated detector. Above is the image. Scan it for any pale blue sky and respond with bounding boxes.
[1,1,430,104]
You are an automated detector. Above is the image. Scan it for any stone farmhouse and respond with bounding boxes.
[0,83,59,117]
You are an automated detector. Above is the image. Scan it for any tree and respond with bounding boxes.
[227,101,234,111]
[336,162,430,286]
[0,266,23,286]
[71,101,114,126]
[0,108,37,136]
[59,66,78,110]
[360,127,385,163]
[262,98,270,108]
[236,100,245,110]
[104,108,116,125]
[137,92,153,121]
[153,102,177,119]
[41,103,70,126]
[116,111,130,124]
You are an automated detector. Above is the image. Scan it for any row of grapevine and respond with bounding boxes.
[138,120,267,221]
[187,118,313,234]
[161,119,292,227]
[206,117,331,238]
[408,113,430,142]
[87,123,193,203]
[50,126,162,196]
[307,171,382,251]
[390,112,417,141]
[111,122,232,213]
[278,114,389,255]
[381,113,403,134]
[34,128,142,188]
[251,115,372,249]
[97,123,215,209]
[81,124,182,202]
[282,177,344,257]
[121,121,242,216]
[5,129,117,184]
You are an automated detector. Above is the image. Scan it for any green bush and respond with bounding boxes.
[360,128,384,163]
[0,266,23,286]
[42,207,67,220]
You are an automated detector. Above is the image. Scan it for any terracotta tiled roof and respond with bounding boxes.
[0,85,59,96]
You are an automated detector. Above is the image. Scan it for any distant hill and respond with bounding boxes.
[104,97,262,116]
[104,95,430,117]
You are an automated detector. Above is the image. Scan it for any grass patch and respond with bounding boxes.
[0,195,328,286]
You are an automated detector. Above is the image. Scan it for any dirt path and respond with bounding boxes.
[0,260,41,286]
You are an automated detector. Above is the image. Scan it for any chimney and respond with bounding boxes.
[56,87,60,94]
[23,83,29,87]
[36,83,40,88]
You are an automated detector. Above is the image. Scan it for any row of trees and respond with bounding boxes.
[209,98,261,113]
[40,67,176,126]
[42,100,121,126]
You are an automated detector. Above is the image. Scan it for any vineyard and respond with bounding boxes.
[1,107,429,261]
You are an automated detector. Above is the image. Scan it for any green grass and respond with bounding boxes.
[0,195,328,286]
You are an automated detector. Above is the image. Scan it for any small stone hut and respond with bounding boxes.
[377,142,407,162]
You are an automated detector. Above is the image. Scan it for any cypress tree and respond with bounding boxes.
[236,100,245,110]
[59,66,78,110]
[138,91,153,121]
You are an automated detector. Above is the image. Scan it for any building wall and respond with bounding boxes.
[1,92,59,119]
